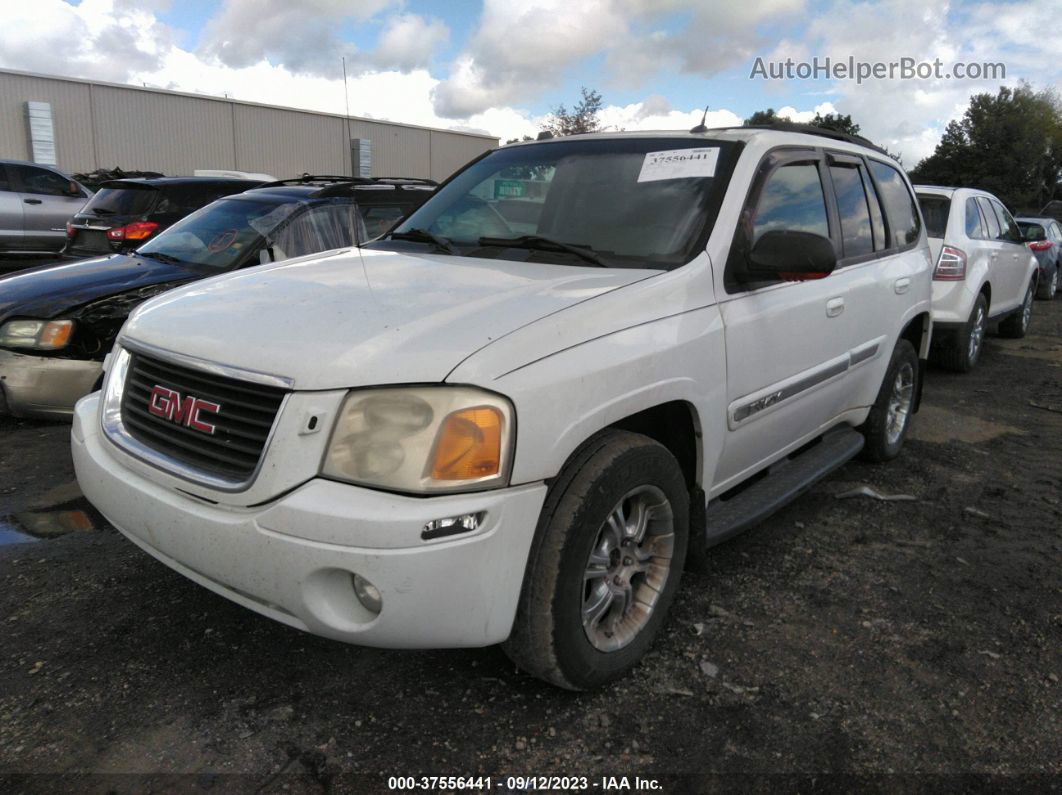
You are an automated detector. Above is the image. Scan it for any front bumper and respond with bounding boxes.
[0,349,102,419]
[72,394,548,648]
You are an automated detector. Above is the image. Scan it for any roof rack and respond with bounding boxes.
[710,122,892,157]
[259,175,439,191]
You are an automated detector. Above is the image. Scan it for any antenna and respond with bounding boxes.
[689,105,709,134]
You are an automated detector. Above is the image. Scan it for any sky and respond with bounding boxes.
[0,0,1058,164]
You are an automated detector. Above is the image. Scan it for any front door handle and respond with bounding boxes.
[826,297,845,317]
[894,277,911,294]
[23,198,42,205]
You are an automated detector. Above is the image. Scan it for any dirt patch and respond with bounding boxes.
[1,302,1060,788]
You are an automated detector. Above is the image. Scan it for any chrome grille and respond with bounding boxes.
[121,352,287,481]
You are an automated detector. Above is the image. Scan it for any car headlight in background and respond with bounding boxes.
[322,386,514,494]
[0,319,74,350]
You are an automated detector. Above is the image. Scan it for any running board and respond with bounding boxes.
[703,427,864,547]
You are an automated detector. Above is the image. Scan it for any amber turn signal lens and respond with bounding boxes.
[39,320,74,349]
[430,406,503,481]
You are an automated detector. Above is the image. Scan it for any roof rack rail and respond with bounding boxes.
[259,174,371,188]
[710,122,892,157]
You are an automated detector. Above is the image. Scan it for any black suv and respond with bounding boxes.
[63,176,265,259]
[0,175,436,418]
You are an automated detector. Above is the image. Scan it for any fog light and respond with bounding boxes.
[421,511,484,540]
[351,573,382,614]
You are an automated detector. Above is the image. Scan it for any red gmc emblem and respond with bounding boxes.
[147,385,221,434]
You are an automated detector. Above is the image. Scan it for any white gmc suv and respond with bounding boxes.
[73,127,933,689]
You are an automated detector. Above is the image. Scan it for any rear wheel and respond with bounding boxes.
[504,430,689,690]
[858,339,918,462]
[999,280,1034,338]
[935,294,987,372]
[1036,265,1057,300]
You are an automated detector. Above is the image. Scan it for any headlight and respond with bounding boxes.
[0,319,74,350]
[322,386,514,494]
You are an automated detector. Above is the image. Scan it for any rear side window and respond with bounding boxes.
[964,198,985,238]
[83,187,157,216]
[830,163,874,258]
[917,194,951,239]
[976,197,1001,238]
[751,162,829,243]
[990,200,1022,243]
[868,160,920,248]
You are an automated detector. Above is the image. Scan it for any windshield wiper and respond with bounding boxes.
[136,250,185,266]
[390,228,456,255]
[477,235,607,267]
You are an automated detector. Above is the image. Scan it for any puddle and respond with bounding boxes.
[0,500,105,545]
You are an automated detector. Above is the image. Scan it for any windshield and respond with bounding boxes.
[381,138,740,269]
[137,197,364,270]
[83,186,157,217]
[916,194,951,238]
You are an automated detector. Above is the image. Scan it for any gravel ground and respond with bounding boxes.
[0,299,1060,793]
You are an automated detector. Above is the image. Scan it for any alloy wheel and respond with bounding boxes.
[582,485,675,653]
[885,361,915,446]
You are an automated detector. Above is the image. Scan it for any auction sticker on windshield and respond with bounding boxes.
[637,147,719,182]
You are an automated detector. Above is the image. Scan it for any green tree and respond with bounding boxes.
[544,87,604,136]
[743,108,780,126]
[810,112,860,136]
[504,135,535,145]
[909,84,1062,210]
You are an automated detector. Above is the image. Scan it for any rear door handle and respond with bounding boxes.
[826,297,845,317]
[23,198,42,205]
[894,277,911,294]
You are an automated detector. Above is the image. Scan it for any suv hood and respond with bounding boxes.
[123,248,659,390]
[0,254,199,324]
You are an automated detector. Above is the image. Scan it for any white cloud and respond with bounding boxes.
[374,14,450,71]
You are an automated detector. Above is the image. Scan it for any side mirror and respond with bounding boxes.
[747,229,837,281]
[66,181,81,197]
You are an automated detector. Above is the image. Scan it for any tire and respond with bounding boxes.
[998,279,1034,338]
[858,339,918,463]
[503,429,689,690]
[935,294,988,373]
[1036,264,1058,300]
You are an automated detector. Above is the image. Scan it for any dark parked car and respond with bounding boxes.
[63,176,265,259]
[0,160,93,255]
[0,175,436,418]
[1016,216,1061,299]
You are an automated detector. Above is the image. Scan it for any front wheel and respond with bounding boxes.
[999,280,1034,338]
[504,430,689,690]
[858,339,919,462]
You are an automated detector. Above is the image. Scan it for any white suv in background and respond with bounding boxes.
[74,126,933,689]
[916,186,1038,372]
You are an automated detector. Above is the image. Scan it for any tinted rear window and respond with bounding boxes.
[82,186,157,216]
[917,194,951,238]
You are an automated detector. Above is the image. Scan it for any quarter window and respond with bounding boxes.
[868,160,920,248]
[830,163,874,258]
[964,198,985,238]
[751,162,829,243]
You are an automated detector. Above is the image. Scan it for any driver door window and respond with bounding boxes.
[13,165,71,196]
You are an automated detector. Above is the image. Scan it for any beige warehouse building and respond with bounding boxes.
[0,68,498,182]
